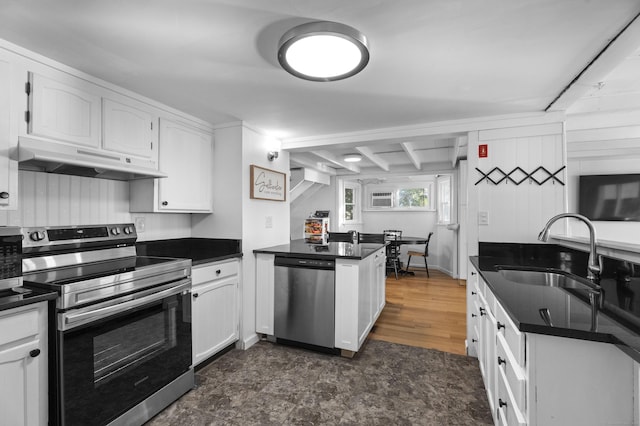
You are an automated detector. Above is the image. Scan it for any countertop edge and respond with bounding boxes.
[0,288,57,312]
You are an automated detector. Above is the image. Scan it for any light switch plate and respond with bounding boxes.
[478,211,489,225]
[265,216,273,228]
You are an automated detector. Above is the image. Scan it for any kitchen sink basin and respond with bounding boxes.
[496,267,600,292]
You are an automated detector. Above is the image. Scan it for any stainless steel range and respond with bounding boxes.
[22,223,193,426]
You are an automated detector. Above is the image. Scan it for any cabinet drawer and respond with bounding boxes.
[495,301,524,365]
[496,333,525,412]
[0,306,39,346]
[193,260,239,285]
[497,367,526,426]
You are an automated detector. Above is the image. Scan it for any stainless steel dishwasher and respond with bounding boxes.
[274,256,335,348]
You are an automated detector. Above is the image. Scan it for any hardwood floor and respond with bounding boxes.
[368,268,468,355]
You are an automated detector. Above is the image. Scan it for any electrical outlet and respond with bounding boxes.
[478,211,489,226]
[135,217,146,232]
[265,216,273,229]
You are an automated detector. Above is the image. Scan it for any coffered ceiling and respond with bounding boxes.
[0,0,639,175]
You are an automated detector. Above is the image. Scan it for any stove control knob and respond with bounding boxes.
[111,227,121,236]
[30,231,45,242]
[123,226,133,235]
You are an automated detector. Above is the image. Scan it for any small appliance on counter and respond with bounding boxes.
[304,216,329,244]
[0,226,24,294]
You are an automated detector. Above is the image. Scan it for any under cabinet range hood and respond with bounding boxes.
[16,137,167,181]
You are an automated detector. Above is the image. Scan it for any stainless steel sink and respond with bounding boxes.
[496,268,600,292]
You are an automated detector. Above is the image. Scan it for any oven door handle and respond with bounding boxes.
[59,279,191,331]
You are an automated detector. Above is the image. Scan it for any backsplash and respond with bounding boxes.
[0,171,191,241]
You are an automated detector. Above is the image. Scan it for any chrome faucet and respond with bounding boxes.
[538,213,601,283]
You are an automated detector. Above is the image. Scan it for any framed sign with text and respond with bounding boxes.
[250,165,287,201]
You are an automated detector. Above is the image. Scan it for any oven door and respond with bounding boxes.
[56,279,192,426]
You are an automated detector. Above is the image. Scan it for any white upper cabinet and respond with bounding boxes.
[102,97,157,162]
[28,71,101,148]
[0,52,17,210]
[130,118,213,213]
[158,119,212,211]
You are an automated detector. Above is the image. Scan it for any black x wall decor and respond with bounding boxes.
[475,166,566,186]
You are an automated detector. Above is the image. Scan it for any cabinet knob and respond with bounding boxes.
[30,349,41,358]
[497,322,505,331]
[498,399,507,408]
[471,338,478,343]
[162,201,168,206]
[216,269,221,275]
[0,191,9,199]
[471,313,477,318]
[471,271,476,276]
[479,307,486,316]
[193,293,199,298]
[498,356,506,366]
[471,291,477,295]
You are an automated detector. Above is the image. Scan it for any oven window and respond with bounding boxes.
[94,299,178,386]
[61,293,191,426]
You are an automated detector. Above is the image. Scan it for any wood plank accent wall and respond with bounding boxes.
[0,171,191,241]
[475,123,567,243]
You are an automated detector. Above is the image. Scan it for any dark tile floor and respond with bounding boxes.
[146,339,493,425]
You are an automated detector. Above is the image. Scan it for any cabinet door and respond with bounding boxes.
[0,303,47,426]
[192,276,239,365]
[102,98,157,161]
[0,54,16,210]
[28,72,101,147]
[158,119,212,211]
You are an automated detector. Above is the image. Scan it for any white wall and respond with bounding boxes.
[290,178,335,239]
[470,123,567,244]
[0,170,191,240]
[194,123,290,349]
[563,87,640,245]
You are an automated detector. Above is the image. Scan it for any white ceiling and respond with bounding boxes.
[0,0,639,174]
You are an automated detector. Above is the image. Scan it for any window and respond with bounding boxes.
[340,180,361,224]
[437,175,451,224]
[365,182,434,211]
[397,187,430,208]
[344,186,355,221]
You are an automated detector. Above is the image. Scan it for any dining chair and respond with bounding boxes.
[383,232,401,279]
[358,233,386,244]
[327,232,354,242]
[406,232,433,277]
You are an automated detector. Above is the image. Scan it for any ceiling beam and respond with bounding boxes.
[401,142,421,170]
[289,154,337,175]
[546,11,640,112]
[310,150,360,173]
[355,146,389,172]
[451,135,468,167]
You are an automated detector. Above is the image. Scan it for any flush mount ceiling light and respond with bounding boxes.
[277,21,370,82]
[343,154,362,163]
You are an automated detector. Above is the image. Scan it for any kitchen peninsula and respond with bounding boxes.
[254,240,386,356]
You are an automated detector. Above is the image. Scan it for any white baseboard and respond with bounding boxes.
[238,332,260,350]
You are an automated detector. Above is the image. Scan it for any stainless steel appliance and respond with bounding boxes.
[0,226,23,292]
[22,224,193,426]
[274,256,335,349]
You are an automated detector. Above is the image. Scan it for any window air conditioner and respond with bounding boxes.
[371,191,393,207]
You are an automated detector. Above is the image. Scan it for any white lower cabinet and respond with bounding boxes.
[335,247,386,352]
[191,259,239,366]
[0,302,48,426]
[471,265,636,425]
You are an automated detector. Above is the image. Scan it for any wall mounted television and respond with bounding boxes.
[579,174,640,221]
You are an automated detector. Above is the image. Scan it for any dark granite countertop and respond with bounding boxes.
[136,238,242,266]
[254,239,386,260]
[473,243,640,362]
[0,286,57,312]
